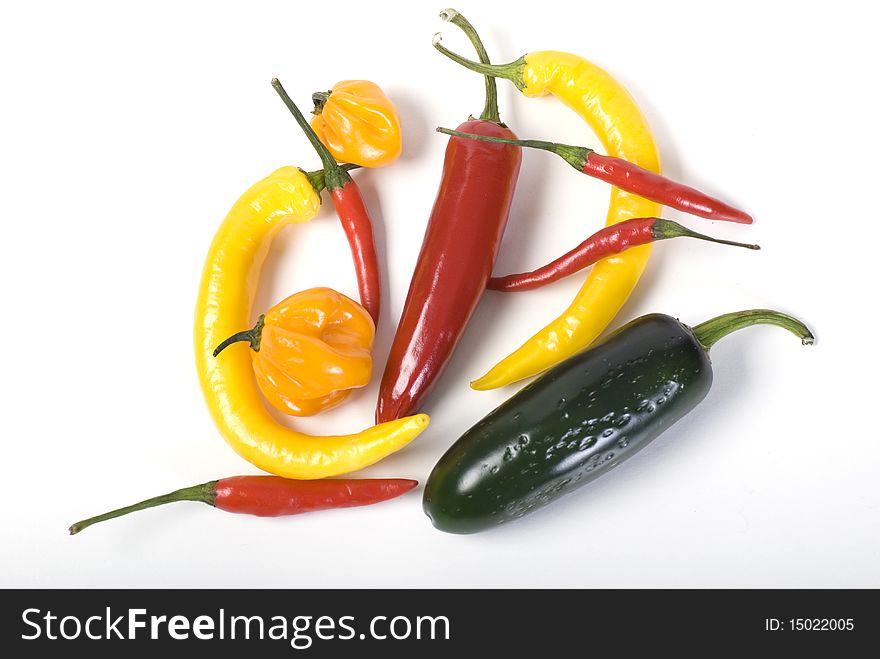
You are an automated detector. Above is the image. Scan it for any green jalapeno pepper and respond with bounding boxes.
[423,309,814,534]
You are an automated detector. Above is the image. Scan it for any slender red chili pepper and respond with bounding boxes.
[436,129,754,225]
[376,11,521,423]
[273,79,381,325]
[330,184,381,322]
[488,217,759,292]
[68,476,418,534]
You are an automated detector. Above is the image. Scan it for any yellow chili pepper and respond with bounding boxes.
[311,80,402,168]
[213,287,375,417]
[433,36,661,390]
[194,166,429,479]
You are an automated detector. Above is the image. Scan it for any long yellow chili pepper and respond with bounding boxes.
[194,166,429,479]
[433,37,661,390]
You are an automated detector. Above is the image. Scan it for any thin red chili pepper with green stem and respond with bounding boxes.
[272,78,381,325]
[69,476,418,534]
[437,128,754,225]
[488,217,760,292]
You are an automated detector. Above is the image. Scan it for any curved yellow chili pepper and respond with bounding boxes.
[194,166,429,479]
[433,39,661,390]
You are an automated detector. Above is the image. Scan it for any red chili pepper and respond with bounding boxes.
[330,184,381,322]
[488,217,759,292]
[68,476,418,534]
[376,11,521,423]
[436,129,754,225]
[273,79,381,325]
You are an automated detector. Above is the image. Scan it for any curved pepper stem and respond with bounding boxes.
[439,9,502,125]
[69,482,217,535]
[213,315,266,357]
[692,310,815,351]
[433,33,526,90]
[272,78,351,191]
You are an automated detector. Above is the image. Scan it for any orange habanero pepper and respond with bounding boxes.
[213,287,374,417]
[311,80,402,168]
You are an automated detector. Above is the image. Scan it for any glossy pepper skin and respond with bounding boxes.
[433,40,663,390]
[194,165,428,480]
[214,288,374,417]
[330,184,381,324]
[376,11,521,423]
[311,80,402,168]
[423,310,814,534]
[213,476,416,515]
[583,152,752,224]
[69,476,418,534]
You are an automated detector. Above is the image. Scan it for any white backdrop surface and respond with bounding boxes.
[1,0,878,587]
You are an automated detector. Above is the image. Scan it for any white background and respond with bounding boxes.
[2,0,878,588]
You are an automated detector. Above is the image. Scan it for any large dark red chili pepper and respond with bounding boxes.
[272,79,381,325]
[376,11,522,423]
[488,217,759,292]
[69,476,418,534]
[437,129,754,225]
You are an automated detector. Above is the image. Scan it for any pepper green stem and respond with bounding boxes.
[439,9,502,125]
[311,90,331,114]
[692,309,815,351]
[433,32,526,90]
[653,219,760,251]
[436,127,590,169]
[213,315,265,357]
[304,163,361,194]
[68,481,217,535]
[272,78,351,191]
